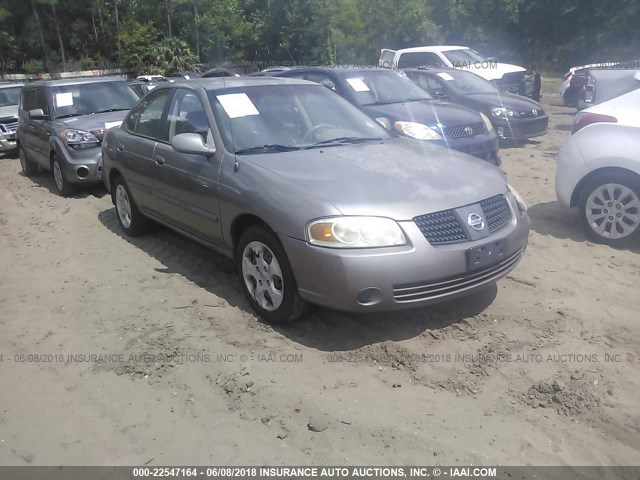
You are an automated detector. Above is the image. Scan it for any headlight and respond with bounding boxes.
[508,184,527,212]
[307,217,407,248]
[480,112,494,132]
[491,107,515,118]
[394,121,442,140]
[60,129,100,149]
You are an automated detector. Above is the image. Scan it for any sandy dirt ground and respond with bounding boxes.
[1,79,639,467]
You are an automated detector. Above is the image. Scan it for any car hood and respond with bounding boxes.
[54,110,129,132]
[242,138,507,220]
[461,62,526,81]
[464,92,544,114]
[0,105,18,120]
[361,100,482,128]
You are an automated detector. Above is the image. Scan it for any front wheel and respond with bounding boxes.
[236,226,306,323]
[52,156,75,197]
[579,173,640,247]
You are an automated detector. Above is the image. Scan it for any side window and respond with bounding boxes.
[21,89,36,112]
[128,89,170,139]
[397,52,442,69]
[165,89,211,144]
[34,88,50,115]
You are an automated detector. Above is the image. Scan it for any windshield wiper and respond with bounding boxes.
[306,136,384,148]
[93,108,131,114]
[55,113,85,119]
[235,144,302,155]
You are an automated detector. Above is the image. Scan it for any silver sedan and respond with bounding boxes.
[102,77,530,323]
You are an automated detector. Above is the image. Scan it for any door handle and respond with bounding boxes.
[155,155,165,166]
[116,144,125,152]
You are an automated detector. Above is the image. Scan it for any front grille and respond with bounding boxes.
[481,195,511,233]
[414,210,467,245]
[414,194,512,245]
[392,247,524,303]
[518,109,544,118]
[0,120,18,134]
[442,122,486,139]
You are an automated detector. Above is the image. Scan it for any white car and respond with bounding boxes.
[556,88,640,246]
[380,46,527,93]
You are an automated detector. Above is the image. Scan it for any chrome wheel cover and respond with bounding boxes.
[115,184,132,228]
[586,183,640,240]
[53,161,64,192]
[241,241,284,312]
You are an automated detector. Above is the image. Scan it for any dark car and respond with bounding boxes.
[272,66,500,164]
[102,77,529,323]
[201,68,238,78]
[404,68,548,143]
[17,77,139,196]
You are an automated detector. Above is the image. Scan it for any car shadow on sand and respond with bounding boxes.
[98,207,499,350]
[20,170,109,199]
[529,201,640,253]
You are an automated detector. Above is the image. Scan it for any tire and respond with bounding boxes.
[579,172,640,247]
[112,175,153,236]
[51,155,76,197]
[236,225,306,323]
[19,146,38,177]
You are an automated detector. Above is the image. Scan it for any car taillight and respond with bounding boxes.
[562,72,572,82]
[572,112,617,134]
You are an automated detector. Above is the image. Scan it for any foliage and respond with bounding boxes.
[0,0,639,76]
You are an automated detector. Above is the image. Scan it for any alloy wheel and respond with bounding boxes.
[585,183,640,240]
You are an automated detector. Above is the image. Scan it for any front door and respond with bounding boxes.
[151,89,223,246]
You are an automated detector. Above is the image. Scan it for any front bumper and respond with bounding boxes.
[493,115,549,140]
[283,195,530,313]
[54,142,104,185]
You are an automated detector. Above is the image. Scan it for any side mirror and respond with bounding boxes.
[321,79,336,90]
[434,91,449,101]
[171,132,216,156]
[375,117,391,130]
[634,71,640,82]
[28,108,48,120]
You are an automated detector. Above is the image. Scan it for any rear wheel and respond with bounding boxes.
[112,175,153,236]
[236,226,306,323]
[19,146,38,177]
[579,173,640,247]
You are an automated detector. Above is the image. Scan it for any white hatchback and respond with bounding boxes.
[556,88,640,246]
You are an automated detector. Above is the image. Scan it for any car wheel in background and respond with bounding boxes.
[112,176,153,236]
[236,226,306,323]
[51,155,75,197]
[579,173,640,247]
[19,146,38,177]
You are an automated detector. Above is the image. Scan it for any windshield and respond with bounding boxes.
[208,84,390,154]
[0,86,22,107]
[443,48,486,65]
[436,70,497,94]
[52,81,139,118]
[341,70,432,105]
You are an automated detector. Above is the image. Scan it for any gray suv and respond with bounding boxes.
[103,77,530,323]
[17,77,139,196]
[0,82,23,154]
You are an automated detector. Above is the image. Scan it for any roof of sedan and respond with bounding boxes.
[272,65,390,75]
[25,76,128,87]
[174,76,314,90]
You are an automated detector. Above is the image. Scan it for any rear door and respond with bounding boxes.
[116,88,171,213]
[151,88,223,245]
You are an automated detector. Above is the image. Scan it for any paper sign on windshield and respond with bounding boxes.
[437,72,455,81]
[55,92,74,107]
[217,93,260,119]
[346,78,371,92]
[105,121,122,130]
